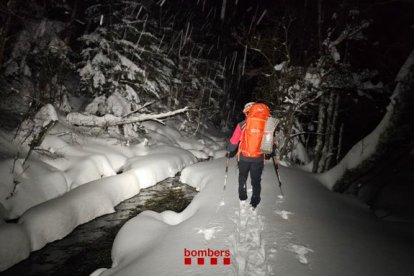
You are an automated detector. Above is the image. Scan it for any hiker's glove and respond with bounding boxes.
[265,146,277,160]
[226,143,236,154]
[272,143,277,156]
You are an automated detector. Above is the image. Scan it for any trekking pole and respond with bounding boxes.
[223,152,230,191]
[271,156,284,196]
[217,152,230,211]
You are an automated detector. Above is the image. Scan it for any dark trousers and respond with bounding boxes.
[238,160,264,208]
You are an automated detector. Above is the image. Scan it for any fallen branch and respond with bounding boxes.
[66,107,189,127]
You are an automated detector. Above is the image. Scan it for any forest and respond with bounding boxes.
[1,0,413,229]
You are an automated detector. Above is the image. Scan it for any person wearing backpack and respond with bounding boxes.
[226,102,276,211]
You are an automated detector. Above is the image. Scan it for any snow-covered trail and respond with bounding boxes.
[94,158,414,276]
[267,166,414,276]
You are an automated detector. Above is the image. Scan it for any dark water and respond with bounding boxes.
[1,177,197,276]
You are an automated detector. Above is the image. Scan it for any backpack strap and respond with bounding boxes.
[236,121,246,162]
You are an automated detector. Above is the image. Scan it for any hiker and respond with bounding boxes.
[226,102,276,211]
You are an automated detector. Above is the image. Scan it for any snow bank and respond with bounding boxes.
[0,124,198,271]
[0,158,68,219]
[316,105,392,190]
[142,121,224,159]
[0,224,31,272]
[19,171,138,251]
[92,158,234,276]
[317,49,414,190]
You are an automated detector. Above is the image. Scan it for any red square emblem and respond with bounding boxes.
[184,258,191,265]
[223,258,231,265]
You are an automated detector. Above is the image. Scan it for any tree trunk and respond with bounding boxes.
[324,92,340,170]
[0,0,16,67]
[336,122,344,163]
[319,91,335,172]
[280,109,295,159]
[313,94,327,172]
[63,0,79,44]
[317,0,323,54]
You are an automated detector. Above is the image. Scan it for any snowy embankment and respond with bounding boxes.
[93,159,414,276]
[317,49,414,189]
[0,121,223,271]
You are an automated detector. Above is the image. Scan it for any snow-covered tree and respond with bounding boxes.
[318,48,414,191]
[229,8,382,168]
[77,0,225,137]
[1,15,74,114]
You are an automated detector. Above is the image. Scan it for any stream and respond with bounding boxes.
[1,176,197,276]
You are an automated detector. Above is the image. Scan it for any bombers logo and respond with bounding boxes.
[184,248,231,266]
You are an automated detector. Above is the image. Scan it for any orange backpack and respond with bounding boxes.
[239,103,270,158]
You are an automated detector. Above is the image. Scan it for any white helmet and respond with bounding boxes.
[243,102,255,114]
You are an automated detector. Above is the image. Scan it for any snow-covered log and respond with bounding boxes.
[66,107,188,127]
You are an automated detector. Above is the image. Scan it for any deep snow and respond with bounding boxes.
[0,121,222,271]
[92,158,414,276]
[1,119,413,275]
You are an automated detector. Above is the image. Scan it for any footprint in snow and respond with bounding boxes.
[274,210,293,220]
[276,195,285,204]
[195,226,223,241]
[288,244,314,264]
[230,213,266,276]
